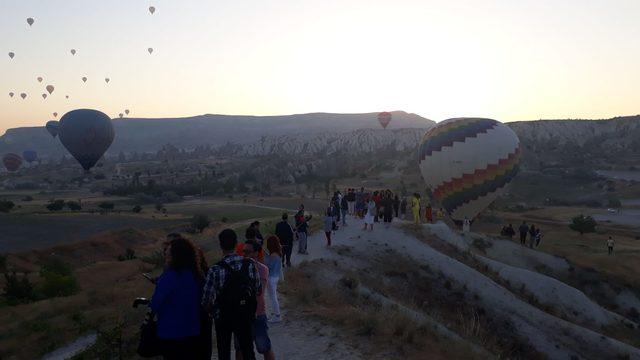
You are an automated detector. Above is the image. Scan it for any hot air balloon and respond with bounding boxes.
[119,113,124,118]
[58,109,115,171]
[53,112,58,118]
[20,93,27,99]
[82,77,87,83]
[148,47,154,54]
[42,93,47,99]
[378,112,392,129]
[70,49,76,56]
[149,6,156,14]
[418,118,521,223]
[8,52,14,59]
[22,150,37,164]
[3,153,23,172]
[46,85,54,94]
[105,78,110,83]
[46,121,59,138]
[9,92,14,98]
[65,95,69,99]
[26,18,34,26]
[124,109,130,115]
[37,77,43,83]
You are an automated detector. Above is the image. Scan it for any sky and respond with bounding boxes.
[1,0,639,133]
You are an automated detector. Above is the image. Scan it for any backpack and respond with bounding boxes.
[216,259,257,321]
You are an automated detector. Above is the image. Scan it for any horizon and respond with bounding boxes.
[2,0,640,133]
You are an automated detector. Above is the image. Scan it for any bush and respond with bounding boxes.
[191,214,211,233]
[132,205,143,213]
[569,214,597,235]
[98,201,115,212]
[141,250,165,269]
[0,200,15,213]
[46,199,65,212]
[117,248,137,261]
[38,259,79,298]
[3,272,35,305]
[66,201,82,211]
[93,173,106,180]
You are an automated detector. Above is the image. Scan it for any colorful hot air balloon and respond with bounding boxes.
[42,93,47,99]
[37,77,43,83]
[3,153,23,172]
[58,109,115,171]
[149,6,156,14]
[82,77,87,83]
[148,47,154,54]
[20,93,27,99]
[378,112,392,129]
[26,18,34,26]
[70,49,76,56]
[8,52,14,59]
[418,118,521,223]
[46,121,59,138]
[9,92,14,98]
[105,78,110,83]
[124,109,130,115]
[46,85,54,94]
[22,150,37,164]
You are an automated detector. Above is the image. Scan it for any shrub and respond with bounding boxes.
[132,205,143,213]
[38,259,79,298]
[191,214,211,233]
[98,201,115,212]
[155,203,164,212]
[66,201,82,211]
[3,272,35,305]
[141,250,165,269]
[0,200,15,213]
[46,199,65,212]
[117,248,136,261]
[569,214,597,235]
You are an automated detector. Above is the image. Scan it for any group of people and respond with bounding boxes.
[407,192,445,225]
[500,221,543,248]
[150,213,307,360]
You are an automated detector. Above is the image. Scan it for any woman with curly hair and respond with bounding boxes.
[264,235,283,322]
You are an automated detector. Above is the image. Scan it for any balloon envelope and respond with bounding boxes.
[37,77,43,82]
[71,49,76,55]
[148,47,153,54]
[82,77,87,83]
[58,109,115,171]
[46,85,54,94]
[8,52,14,59]
[9,92,14,98]
[46,121,59,138]
[3,153,23,172]
[418,118,521,222]
[105,78,110,83]
[149,6,156,14]
[124,109,130,115]
[22,150,37,163]
[42,94,47,99]
[20,93,27,99]
[53,112,58,118]
[378,112,392,129]
[27,18,34,26]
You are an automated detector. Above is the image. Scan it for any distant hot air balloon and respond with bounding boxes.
[22,150,38,164]
[26,18,34,26]
[8,52,14,59]
[46,85,54,94]
[70,49,76,56]
[124,109,130,115]
[149,6,156,14]
[20,93,27,99]
[46,120,59,138]
[119,113,124,118]
[3,153,23,172]
[148,47,154,54]
[105,78,110,83]
[58,109,115,171]
[82,77,87,83]
[53,112,58,118]
[37,77,43,83]
[418,118,521,223]
[9,92,14,98]
[42,93,47,99]
[378,112,392,129]
[65,95,69,99]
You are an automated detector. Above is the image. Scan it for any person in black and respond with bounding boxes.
[504,224,515,240]
[249,221,264,245]
[528,224,536,248]
[393,195,400,218]
[400,197,407,220]
[382,192,394,225]
[275,213,294,267]
[340,194,349,226]
[518,221,529,245]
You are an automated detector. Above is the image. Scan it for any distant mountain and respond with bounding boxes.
[0,111,433,157]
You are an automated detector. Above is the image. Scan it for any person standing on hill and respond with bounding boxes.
[264,236,283,323]
[275,213,294,267]
[393,194,400,218]
[504,224,515,240]
[347,188,356,215]
[411,193,421,225]
[355,187,365,218]
[249,221,264,245]
[324,208,334,247]
[425,203,433,223]
[400,197,407,220]
[295,205,310,255]
[340,194,349,226]
[363,198,376,231]
[202,229,260,360]
[518,221,529,246]
[463,217,471,234]
[528,225,537,248]
[373,191,382,223]
[534,228,543,247]
[382,193,394,228]
[607,236,615,255]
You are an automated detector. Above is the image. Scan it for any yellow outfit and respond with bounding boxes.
[411,197,421,224]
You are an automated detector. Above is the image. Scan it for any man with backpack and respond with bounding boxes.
[202,229,261,360]
[275,213,294,267]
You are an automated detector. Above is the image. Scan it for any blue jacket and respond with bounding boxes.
[150,269,201,339]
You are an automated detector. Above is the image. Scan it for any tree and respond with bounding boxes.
[66,201,82,211]
[0,200,15,213]
[191,214,211,233]
[569,214,597,235]
[46,199,66,212]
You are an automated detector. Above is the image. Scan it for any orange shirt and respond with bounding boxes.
[235,243,265,263]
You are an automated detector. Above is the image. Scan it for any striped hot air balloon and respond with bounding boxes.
[3,153,23,172]
[418,118,521,223]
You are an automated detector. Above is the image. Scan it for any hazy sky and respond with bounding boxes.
[1,0,639,133]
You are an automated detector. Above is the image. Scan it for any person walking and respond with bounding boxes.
[393,194,400,218]
[463,217,471,234]
[295,205,310,255]
[341,194,349,226]
[425,203,433,223]
[324,208,334,246]
[607,236,615,255]
[264,236,283,323]
[201,229,261,360]
[411,193,421,225]
[363,198,376,231]
[534,228,543,247]
[355,187,365,218]
[382,193,394,228]
[528,225,537,248]
[347,188,356,215]
[150,235,203,359]
[518,221,529,246]
[504,224,515,240]
[275,213,294,268]
[235,240,276,360]
[373,191,382,223]
[400,197,407,220]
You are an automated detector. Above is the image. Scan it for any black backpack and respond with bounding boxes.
[216,259,258,321]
